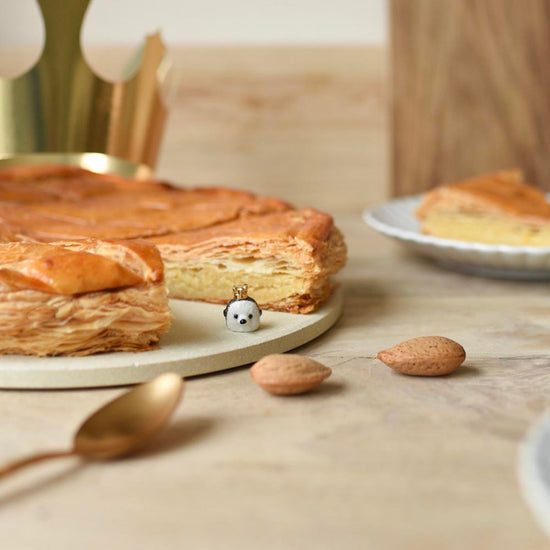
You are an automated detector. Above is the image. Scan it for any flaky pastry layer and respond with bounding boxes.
[0,283,171,356]
[0,240,171,356]
[151,209,347,313]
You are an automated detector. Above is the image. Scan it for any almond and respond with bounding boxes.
[376,336,466,376]
[250,354,332,395]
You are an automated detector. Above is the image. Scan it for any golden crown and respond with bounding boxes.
[0,0,169,175]
[232,284,249,300]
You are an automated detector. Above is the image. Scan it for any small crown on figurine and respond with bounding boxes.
[232,284,249,300]
[0,0,169,170]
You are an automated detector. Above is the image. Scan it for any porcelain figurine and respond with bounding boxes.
[223,284,262,332]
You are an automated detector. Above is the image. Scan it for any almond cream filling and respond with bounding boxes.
[421,212,550,246]
[163,258,313,304]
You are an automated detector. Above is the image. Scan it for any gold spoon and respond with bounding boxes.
[0,372,184,480]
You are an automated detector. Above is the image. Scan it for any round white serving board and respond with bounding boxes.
[0,289,342,389]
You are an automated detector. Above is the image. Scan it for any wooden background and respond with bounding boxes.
[159,46,387,211]
[391,0,550,196]
[0,45,386,211]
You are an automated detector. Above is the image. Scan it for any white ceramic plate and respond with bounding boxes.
[363,195,550,279]
[518,413,550,538]
[0,289,342,390]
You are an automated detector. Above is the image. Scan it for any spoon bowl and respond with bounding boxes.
[74,372,184,459]
[0,372,184,479]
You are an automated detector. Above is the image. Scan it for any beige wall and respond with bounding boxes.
[1,0,387,46]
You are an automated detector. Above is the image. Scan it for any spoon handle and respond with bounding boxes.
[0,449,75,480]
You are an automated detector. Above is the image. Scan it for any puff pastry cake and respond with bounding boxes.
[0,239,172,356]
[416,170,550,246]
[0,164,346,315]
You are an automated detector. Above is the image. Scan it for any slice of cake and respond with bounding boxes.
[148,208,347,313]
[416,170,550,246]
[0,239,171,356]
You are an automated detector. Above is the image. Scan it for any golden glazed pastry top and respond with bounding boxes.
[416,170,550,223]
[0,165,291,242]
[0,164,155,203]
[0,239,163,294]
[150,208,347,271]
[150,208,334,251]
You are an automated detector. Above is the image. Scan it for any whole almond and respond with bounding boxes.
[376,336,466,376]
[250,354,332,395]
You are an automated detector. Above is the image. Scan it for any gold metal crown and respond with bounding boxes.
[232,284,249,300]
[0,0,168,172]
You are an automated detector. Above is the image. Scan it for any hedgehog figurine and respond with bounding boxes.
[223,284,262,332]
